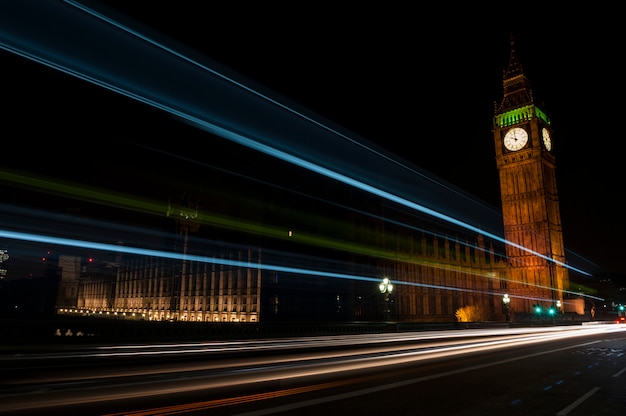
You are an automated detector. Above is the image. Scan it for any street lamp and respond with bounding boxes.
[547,254,556,310]
[502,293,510,322]
[379,277,393,321]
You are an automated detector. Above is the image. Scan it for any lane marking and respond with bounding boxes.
[556,387,600,415]
[612,366,626,378]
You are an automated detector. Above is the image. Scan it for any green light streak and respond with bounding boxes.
[3,168,591,298]
[0,168,496,278]
[0,168,163,216]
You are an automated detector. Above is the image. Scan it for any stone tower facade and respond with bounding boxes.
[492,35,569,315]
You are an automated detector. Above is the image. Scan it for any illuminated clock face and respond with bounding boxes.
[542,127,552,151]
[503,127,528,151]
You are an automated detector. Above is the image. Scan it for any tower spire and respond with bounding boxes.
[496,33,534,114]
[503,33,524,79]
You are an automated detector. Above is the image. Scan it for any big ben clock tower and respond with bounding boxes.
[493,35,569,316]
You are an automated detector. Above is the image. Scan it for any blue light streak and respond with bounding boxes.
[0,228,374,283]
[4,227,598,301]
[0,1,591,277]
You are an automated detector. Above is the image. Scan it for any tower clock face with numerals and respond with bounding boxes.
[503,127,528,151]
[542,127,552,151]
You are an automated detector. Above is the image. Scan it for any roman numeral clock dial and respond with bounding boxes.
[503,127,528,151]
[542,127,552,151]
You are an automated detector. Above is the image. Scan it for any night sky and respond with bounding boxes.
[2,2,624,276]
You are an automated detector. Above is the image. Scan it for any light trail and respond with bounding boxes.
[0,229,377,285]
[2,172,593,303]
[1,226,600,303]
[0,167,581,289]
[0,190,597,303]
[2,325,624,414]
[0,228,519,299]
[0,163,504,274]
[0,2,591,276]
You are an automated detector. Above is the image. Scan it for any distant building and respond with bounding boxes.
[61,190,507,323]
[0,247,8,280]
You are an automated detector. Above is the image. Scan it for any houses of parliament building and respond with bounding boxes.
[48,39,573,325]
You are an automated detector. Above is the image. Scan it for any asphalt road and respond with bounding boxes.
[2,325,625,416]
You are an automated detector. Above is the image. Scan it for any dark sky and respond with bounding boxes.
[2,2,624,276]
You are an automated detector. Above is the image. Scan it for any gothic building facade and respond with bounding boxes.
[61,39,570,324]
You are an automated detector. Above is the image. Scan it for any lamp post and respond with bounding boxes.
[547,254,557,310]
[379,277,393,321]
[502,293,510,322]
